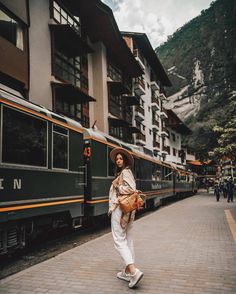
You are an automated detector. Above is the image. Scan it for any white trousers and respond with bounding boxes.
[111,207,135,266]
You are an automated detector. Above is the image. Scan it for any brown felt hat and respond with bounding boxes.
[110,147,134,167]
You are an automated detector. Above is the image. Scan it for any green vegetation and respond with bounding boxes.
[156,0,236,160]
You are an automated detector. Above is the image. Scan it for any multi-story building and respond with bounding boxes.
[0,0,143,135]
[0,0,176,155]
[121,32,171,158]
[164,109,192,166]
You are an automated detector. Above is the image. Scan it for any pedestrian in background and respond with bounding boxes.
[223,179,228,198]
[214,182,220,202]
[108,147,143,289]
[227,177,234,203]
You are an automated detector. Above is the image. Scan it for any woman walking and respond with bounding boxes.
[108,147,143,288]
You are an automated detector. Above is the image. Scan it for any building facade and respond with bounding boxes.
[122,32,171,158]
[0,0,195,167]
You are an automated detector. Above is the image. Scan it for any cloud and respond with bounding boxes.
[102,0,213,48]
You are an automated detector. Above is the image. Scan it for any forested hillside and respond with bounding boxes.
[156,0,236,159]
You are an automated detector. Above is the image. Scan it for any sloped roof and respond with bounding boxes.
[121,32,172,86]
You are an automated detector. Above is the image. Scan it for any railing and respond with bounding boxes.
[133,49,145,65]
[134,76,145,90]
[135,105,145,116]
[52,1,81,35]
[152,119,159,128]
[151,95,159,106]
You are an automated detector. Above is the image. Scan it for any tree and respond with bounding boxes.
[211,91,236,159]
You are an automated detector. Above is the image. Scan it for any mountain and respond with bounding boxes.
[156,0,236,159]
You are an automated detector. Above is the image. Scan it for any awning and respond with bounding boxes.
[108,81,130,96]
[122,95,140,106]
[129,126,142,134]
[49,24,94,57]
[187,160,202,166]
[52,82,96,102]
[108,114,129,127]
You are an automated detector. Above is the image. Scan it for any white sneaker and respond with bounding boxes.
[128,268,143,288]
[117,270,131,282]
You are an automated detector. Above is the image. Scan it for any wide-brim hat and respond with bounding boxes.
[110,147,134,167]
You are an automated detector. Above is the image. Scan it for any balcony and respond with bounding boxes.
[135,105,145,122]
[162,145,170,155]
[122,95,140,106]
[159,93,167,100]
[134,76,145,96]
[160,110,168,119]
[107,63,132,95]
[151,95,160,111]
[50,24,93,57]
[150,80,160,92]
[160,127,168,137]
[133,49,145,70]
[153,141,160,152]
[136,133,146,146]
[152,119,159,132]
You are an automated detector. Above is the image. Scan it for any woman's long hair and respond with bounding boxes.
[114,153,130,178]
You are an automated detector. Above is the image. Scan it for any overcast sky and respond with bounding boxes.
[102,0,214,48]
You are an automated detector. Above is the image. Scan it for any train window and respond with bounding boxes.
[152,163,161,181]
[52,124,68,169]
[2,106,47,166]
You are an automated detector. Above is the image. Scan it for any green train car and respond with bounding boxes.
[0,90,85,254]
[83,129,195,216]
[0,90,196,254]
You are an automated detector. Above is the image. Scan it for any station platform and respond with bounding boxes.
[1,193,236,294]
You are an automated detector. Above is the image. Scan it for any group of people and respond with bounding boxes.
[214,178,234,202]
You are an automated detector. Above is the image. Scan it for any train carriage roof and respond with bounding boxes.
[0,88,84,132]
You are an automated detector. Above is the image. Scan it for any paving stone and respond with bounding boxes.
[0,194,236,293]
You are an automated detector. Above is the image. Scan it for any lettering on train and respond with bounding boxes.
[0,179,22,190]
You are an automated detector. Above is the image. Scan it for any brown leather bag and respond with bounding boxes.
[118,192,144,214]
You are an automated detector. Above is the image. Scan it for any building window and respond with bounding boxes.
[109,124,123,139]
[107,62,122,81]
[54,50,81,87]
[53,124,68,169]
[0,8,24,50]
[52,1,80,34]
[55,96,89,127]
[2,106,47,167]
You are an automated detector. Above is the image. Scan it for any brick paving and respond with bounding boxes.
[1,193,236,293]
